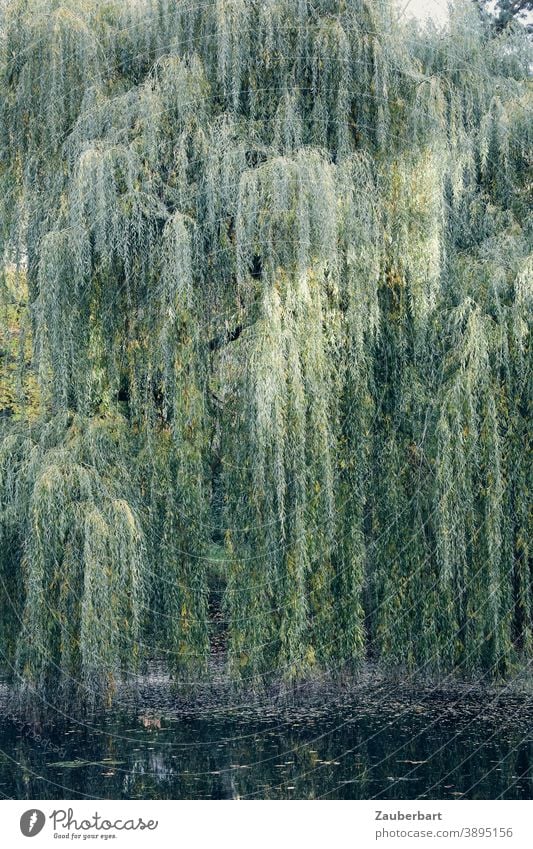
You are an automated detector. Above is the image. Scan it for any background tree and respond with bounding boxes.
[476,0,533,31]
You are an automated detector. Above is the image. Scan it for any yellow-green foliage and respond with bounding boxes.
[0,270,40,421]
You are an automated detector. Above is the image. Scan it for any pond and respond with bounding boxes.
[0,674,531,800]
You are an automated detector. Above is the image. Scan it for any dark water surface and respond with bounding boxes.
[0,675,531,800]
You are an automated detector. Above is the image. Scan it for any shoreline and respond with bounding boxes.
[2,661,531,723]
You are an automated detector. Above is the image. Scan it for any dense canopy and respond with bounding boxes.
[0,0,531,709]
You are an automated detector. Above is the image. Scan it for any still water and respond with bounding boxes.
[0,675,531,800]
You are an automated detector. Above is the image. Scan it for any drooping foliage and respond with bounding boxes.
[0,0,531,708]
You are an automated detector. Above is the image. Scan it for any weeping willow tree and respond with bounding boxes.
[0,0,531,708]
